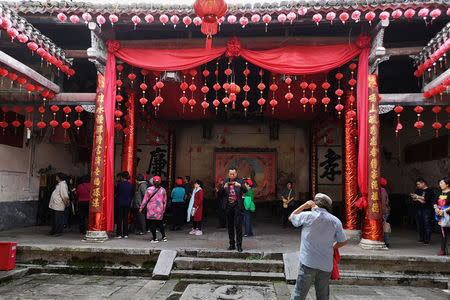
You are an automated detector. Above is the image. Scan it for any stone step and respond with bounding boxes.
[171,269,285,281]
[174,257,284,273]
[178,248,282,260]
[335,270,450,289]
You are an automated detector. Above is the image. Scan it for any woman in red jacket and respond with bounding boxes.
[191,179,204,236]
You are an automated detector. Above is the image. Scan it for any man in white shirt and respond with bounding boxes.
[289,193,347,300]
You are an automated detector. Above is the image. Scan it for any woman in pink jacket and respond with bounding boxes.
[139,176,167,243]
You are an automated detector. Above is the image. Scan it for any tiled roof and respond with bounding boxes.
[4,0,448,16]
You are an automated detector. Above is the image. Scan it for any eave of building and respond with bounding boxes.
[5,0,448,16]
[0,3,71,65]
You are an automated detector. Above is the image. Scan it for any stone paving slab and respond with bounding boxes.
[2,222,449,259]
[152,249,177,280]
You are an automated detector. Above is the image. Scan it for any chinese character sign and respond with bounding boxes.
[318,147,342,185]
[136,145,169,182]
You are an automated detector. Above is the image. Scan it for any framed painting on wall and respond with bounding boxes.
[214,150,276,201]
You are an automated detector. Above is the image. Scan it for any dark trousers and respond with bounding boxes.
[78,201,89,234]
[217,202,227,228]
[282,206,294,227]
[226,203,243,247]
[440,226,449,253]
[116,205,130,237]
[50,209,64,235]
[149,219,165,240]
[416,209,432,242]
[172,202,185,229]
[132,208,146,233]
[193,221,202,230]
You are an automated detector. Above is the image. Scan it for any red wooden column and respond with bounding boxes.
[85,74,109,242]
[343,92,359,231]
[360,74,385,249]
[120,92,136,182]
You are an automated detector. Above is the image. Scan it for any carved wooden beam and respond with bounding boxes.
[0,50,60,93]
[369,19,389,74]
[422,69,450,92]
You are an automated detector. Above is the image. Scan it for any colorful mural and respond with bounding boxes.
[215,152,276,201]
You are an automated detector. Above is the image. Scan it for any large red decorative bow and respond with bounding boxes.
[107,39,121,53]
[355,34,371,49]
[355,193,368,210]
[225,37,241,58]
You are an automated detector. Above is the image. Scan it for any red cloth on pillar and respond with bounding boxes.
[355,48,370,211]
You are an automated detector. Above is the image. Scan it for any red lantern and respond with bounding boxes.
[116,95,124,103]
[257,97,266,112]
[50,120,59,128]
[63,106,71,115]
[201,101,209,115]
[414,106,423,115]
[115,123,123,131]
[188,98,196,112]
[222,96,230,110]
[335,103,344,115]
[57,12,67,22]
[414,121,424,135]
[347,109,356,120]
[37,121,46,129]
[300,97,308,111]
[213,99,220,113]
[269,98,278,114]
[156,81,164,89]
[128,73,136,84]
[312,14,322,26]
[257,83,266,91]
[183,16,192,27]
[24,120,32,128]
[321,97,330,110]
[262,14,271,32]
[17,33,28,43]
[62,121,70,130]
[74,119,83,132]
[194,0,227,48]
[139,97,148,109]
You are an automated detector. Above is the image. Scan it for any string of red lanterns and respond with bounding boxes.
[423,77,449,101]
[56,7,445,32]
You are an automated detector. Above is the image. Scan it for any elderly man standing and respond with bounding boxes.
[289,193,347,300]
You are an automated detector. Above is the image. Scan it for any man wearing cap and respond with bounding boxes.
[289,193,347,300]
[222,168,247,252]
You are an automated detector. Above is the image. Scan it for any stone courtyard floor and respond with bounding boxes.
[0,273,448,300]
[0,218,447,257]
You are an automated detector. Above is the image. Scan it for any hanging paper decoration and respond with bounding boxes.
[128,72,136,84]
[27,42,38,53]
[262,14,271,32]
[240,16,249,28]
[194,0,227,48]
[257,69,266,112]
[57,13,67,22]
[312,14,322,26]
[321,81,331,111]
[24,106,33,133]
[269,75,278,114]
[201,67,210,115]
[365,11,376,25]
[183,16,192,27]
[61,106,71,137]
[431,106,442,137]
[180,74,189,113]
[430,9,441,23]
[404,8,415,19]
[300,80,308,112]
[251,14,260,24]
[7,72,17,88]
[242,62,250,116]
[277,13,287,24]
[145,14,154,23]
[335,72,344,117]
[96,15,106,30]
[0,68,7,87]
[217,16,225,31]
[298,7,308,16]
[17,33,28,44]
[394,105,403,136]
[414,105,424,135]
[339,12,349,24]
[287,12,296,24]
[379,11,390,21]
[188,70,197,112]
[0,106,8,135]
[74,105,83,132]
[193,17,202,26]
[10,106,21,134]
[69,15,80,24]
[50,105,59,134]
[37,106,46,136]
[82,12,92,23]
[392,9,403,19]
[418,8,429,24]
[170,15,180,28]
[348,63,357,109]
[326,12,336,24]
[17,77,27,91]
[308,82,317,111]
[108,14,118,27]
[227,83,240,110]
[351,11,361,22]
[159,14,169,25]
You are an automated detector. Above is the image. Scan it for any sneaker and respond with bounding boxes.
[150,239,159,243]
[438,251,447,256]
[162,237,168,242]
[195,230,203,236]
[189,229,196,235]
[138,232,144,235]
[115,235,122,239]
[123,235,129,239]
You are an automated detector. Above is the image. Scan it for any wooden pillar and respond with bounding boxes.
[120,92,137,182]
[343,92,359,231]
[360,74,385,249]
[85,74,108,242]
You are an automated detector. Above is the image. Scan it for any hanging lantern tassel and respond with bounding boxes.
[206,35,212,50]
[394,105,403,136]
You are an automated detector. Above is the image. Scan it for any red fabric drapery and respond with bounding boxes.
[104,36,371,230]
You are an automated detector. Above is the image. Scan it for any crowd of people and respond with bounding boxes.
[47,170,450,257]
